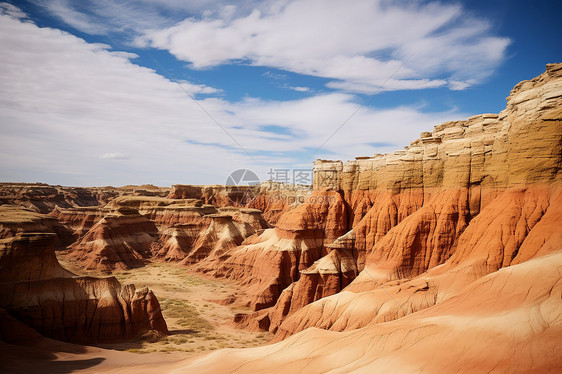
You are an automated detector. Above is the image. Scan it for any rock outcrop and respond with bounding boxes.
[0,233,168,343]
[0,64,560,374]
[49,206,108,239]
[0,183,117,214]
[223,64,562,336]
[57,195,270,270]
[0,204,74,248]
[168,182,312,224]
[0,183,171,215]
[179,251,562,374]
[66,207,159,272]
[262,63,562,338]
[195,189,348,318]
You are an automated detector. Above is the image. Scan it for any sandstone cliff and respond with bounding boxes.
[179,251,562,373]
[222,64,562,336]
[49,206,108,239]
[265,63,562,338]
[193,189,348,322]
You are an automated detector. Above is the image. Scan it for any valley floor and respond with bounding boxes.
[56,257,271,355]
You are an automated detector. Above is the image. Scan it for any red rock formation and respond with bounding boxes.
[57,195,269,268]
[267,63,562,338]
[49,206,108,238]
[196,189,348,316]
[167,182,312,225]
[0,204,74,248]
[0,232,74,282]
[180,251,562,373]
[107,196,218,227]
[0,183,119,214]
[148,205,267,262]
[266,240,358,333]
[167,184,256,207]
[152,223,207,261]
[66,207,158,271]
[0,233,168,343]
[181,213,247,264]
[167,65,562,374]
[246,182,312,224]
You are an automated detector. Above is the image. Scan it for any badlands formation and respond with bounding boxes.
[0,64,561,373]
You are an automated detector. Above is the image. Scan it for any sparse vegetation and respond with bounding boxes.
[88,262,270,354]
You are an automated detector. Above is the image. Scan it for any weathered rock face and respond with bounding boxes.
[0,183,171,215]
[315,66,561,193]
[266,241,358,333]
[195,189,349,317]
[49,206,108,239]
[168,182,312,225]
[0,233,74,282]
[147,203,268,262]
[247,182,313,224]
[272,185,562,340]
[168,184,257,207]
[0,204,74,248]
[107,196,218,225]
[55,195,270,269]
[225,64,559,336]
[180,213,247,264]
[0,183,118,214]
[0,233,168,343]
[66,208,159,272]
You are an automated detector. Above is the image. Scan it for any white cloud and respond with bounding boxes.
[140,0,510,92]
[33,0,509,93]
[33,0,181,36]
[101,153,130,160]
[0,9,467,187]
[0,2,27,19]
[289,86,309,92]
[448,80,476,91]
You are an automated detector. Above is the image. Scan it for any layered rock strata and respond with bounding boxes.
[180,251,562,373]
[168,182,312,224]
[0,204,74,248]
[265,63,562,337]
[66,207,159,271]
[196,189,348,317]
[0,183,118,214]
[0,233,168,343]
[49,206,108,238]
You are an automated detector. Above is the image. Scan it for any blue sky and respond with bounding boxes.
[0,0,559,186]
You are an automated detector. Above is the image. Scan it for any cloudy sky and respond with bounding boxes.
[0,0,559,186]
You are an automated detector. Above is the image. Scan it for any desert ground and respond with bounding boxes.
[57,257,272,354]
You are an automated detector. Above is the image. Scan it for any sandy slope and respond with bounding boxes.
[170,251,562,373]
[5,251,559,373]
